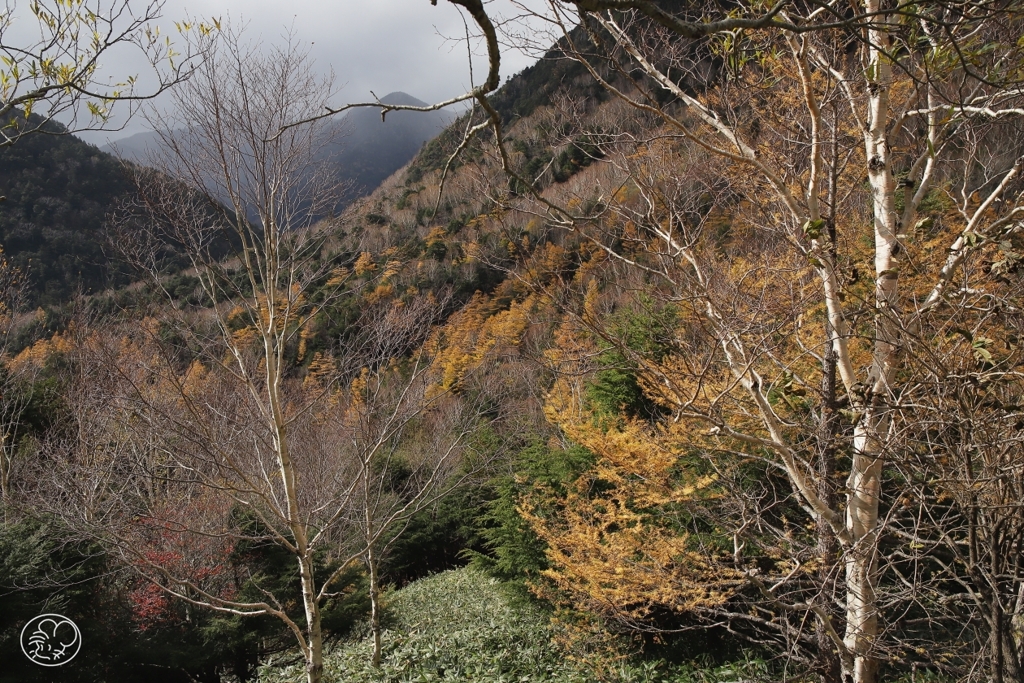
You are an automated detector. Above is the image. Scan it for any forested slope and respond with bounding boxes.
[4,3,1024,683]
[0,115,134,306]
[299,5,1024,681]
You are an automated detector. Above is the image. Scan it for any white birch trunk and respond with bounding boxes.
[368,542,383,669]
[266,305,325,683]
[842,5,898,681]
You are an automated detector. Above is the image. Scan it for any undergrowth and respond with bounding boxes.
[256,567,773,683]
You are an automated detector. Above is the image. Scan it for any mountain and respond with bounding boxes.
[325,91,451,200]
[101,91,449,206]
[0,114,135,307]
[0,91,447,313]
[98,127,164,164]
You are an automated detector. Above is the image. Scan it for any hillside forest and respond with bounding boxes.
[3,2,1024,683]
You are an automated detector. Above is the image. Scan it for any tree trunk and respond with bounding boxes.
[845,409,886,683]
[368,542,383,668]
[994,596,1006,683]
[817,284,842,683]
[299,555,324,683]
[1012,584,1024,677]
[843,4,896,681]
[993,540,1024,683]
[1002,628,1023,683]
[268,342,324,683]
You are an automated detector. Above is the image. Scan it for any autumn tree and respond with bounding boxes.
[71,26,345,681]
[292,296,515,669]
[524,6,1024,681]
[41,27,382,683]
[357,1,1024,682]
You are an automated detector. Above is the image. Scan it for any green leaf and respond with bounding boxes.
[802,218,825,239]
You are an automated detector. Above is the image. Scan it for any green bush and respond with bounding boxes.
[257,567,587,683]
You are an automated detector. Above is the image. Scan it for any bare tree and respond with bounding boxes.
[883,243,1024,682]
[29,24,509,683]
[83,25,347,682]
[304,302,507,667]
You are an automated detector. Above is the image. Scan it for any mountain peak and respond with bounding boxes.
[378,91,428,107]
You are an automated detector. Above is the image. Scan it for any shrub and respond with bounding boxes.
[257,567,586,683]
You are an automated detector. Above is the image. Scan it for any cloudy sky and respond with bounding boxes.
[66,0,551,145]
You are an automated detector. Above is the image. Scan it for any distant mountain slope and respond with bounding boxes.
[327,91,450,200]
[0,115,134,306]
[99,127,163,163]
[102,91,448,206]
[0,92,446,311]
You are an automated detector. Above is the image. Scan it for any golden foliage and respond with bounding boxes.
[10,329,73,371]
[425,293,537,391]
[230,324,259,349]
[365,283,395,304]
[353,251,376,276]
[528,324,744,626]
[381,260,403,281]
[181,360,209,399]
[325,266,350,288]
[302,352,337,396]
[425,226,446,246]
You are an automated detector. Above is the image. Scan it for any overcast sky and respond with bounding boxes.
[67,0,549,145]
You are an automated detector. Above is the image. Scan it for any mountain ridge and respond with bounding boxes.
[101,91,449,205]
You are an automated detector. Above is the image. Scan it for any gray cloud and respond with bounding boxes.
[78,0,543,145]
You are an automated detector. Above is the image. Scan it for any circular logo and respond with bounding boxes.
[20,613,81,666]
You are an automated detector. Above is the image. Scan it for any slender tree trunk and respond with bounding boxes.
[995,595,1006,683]
[843,5,897,681]
[298,555,324,683]
[817,246,842,683]
[844,424,883,683]
[368,542,383,668]
[266,336,324,683]
[816,460,841,683]
[1011,584,1024,677]
[992,537,1024,683]
[992,533,1006,683]
[1001,628,1023,683]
